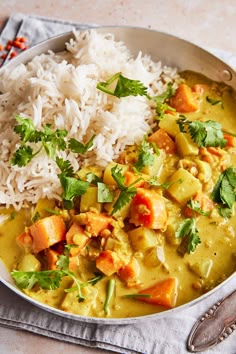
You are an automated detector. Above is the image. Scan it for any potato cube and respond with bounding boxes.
[167,168,202,205]
[128,227,157,251]
[143,246,165,267]
[103,162,129,186]
[188,259,213,278]
[159,114,180,137]
[80,187,102,213]
[175,132,199,156]
[142,150,165,177]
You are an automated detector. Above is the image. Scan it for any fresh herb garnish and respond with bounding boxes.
[104,278,116,315]
[206,96,224,108]
[134,138,156,172]
[175,218,201,253]
[186,199,210,216]
[31,211,41,223]
[68,135,95,154]
[124,293,151,299]
[111,165,138,214]
[211,167,236,218]
[59,174,89,210]
[97,72,148,98]
[176,118,226,148]
[85,172,103,185]
[152,83,176,119]
[11,145,38,166]
[11,245,103,302]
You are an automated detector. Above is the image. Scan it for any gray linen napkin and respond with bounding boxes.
[0,13,236,354]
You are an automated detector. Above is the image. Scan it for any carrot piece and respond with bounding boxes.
[118,258,140,288]
[170,84,198,113]
[46,249,60,270]
[147,128,176,154]
[224,133,235,147]
[82,212,113,236]
[29,215,66,253]
[66,222,89,255]
[206,147,225,157]
[183,192,214,218]
[129,188,167,229]
[124,171,147,187]
[137,278,178,308]
[96,250,124,276]
[0,44,4,51]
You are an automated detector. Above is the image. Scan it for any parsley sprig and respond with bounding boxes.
[211,167,236,218]
[11,245,103,302]
[175,218,201,254]
[177,117,227,148]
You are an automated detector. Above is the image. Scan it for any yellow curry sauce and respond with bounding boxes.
[0,71,236,318]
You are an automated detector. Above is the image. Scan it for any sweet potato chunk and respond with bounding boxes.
[129,188,167,229]
[147,128,176,154]
[137,277,178,308]
[170,84,198,113]
[28,215,66,253]
[96,250,124,276]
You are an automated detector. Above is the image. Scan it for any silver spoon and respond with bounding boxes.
[187,290,236,352]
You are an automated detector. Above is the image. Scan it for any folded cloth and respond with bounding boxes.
[0,13,236,354]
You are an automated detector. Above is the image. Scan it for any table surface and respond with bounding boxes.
[0,1,236,353]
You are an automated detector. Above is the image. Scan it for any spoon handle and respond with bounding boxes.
[187,289,236,352]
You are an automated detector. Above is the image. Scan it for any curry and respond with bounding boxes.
[0,71,236,318]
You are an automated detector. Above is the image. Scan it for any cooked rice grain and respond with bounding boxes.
[0,29,180,209]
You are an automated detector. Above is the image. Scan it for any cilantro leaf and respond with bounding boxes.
[11,145,38,166]
[11,269,65,290]
[134,138,155,171]
[186,199,210,216]
[177,118,226,148]
[86,172,103,185]
[175,218,201,253]
[14,116,41,143]
[152,83,176,119]
[110,165,137,214]
[59,173,89,209]
[97,72,148,98]
[211,167,236,217]
[56,157,74,177]
[69,135,95,154]
[97,182,114,203]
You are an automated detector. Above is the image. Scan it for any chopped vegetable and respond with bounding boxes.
[136,278,178,308]
[134,138,156,171]
[147,128,176,154]
[118,258,140,288]
[79,211,113,236]
[104,279,116,315]
[28,215,66,253]
[170,84,198,112]
[129,188,167,229]
[96,250,124,276]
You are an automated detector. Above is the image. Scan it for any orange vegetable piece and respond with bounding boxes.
[83,212,113,236]
[96,250,124,276]
[124,171,147,187]
[147,128,176,154]
[170,84,198,113]
[224,133,235,147]
[46,249,60,270]
[183,192,214,218]
[0,44,4,51]
[137,278,178,308]
[29,215,66,253]
[118,257,140,288]
[129,188,167,229]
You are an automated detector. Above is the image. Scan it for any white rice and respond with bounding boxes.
[0,29,180,209]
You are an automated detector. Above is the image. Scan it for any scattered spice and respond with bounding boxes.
[0,35,29,66]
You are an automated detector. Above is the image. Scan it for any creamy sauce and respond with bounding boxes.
[0,71,236,318]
